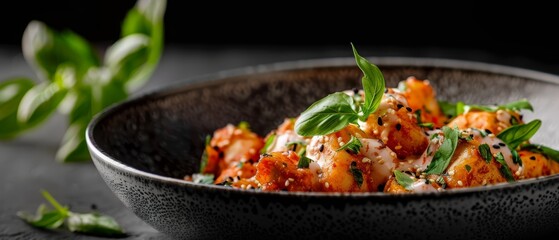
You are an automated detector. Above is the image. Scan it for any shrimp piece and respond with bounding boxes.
[446,110,522,135]
[255,152,320,191]
[400,77,447,128]
[262,118,307,154]
[201,123,264,181]
[362,90,429,159]
[306,124,384,192]
[519,151,559,179]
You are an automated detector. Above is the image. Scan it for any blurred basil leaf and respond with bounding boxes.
[17,204,66,229]
[85,68,128,114]
[67,213,126,237]
[120,0,165,91]
[17,81,68,128]
[0,78,35,139]
[22,21,99,82]
[104,34,150,85]
[56,120,90,163]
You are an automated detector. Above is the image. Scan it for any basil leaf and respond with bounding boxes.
[394,170,414,190]
[501,99,533,112]
[425,126,460,174]
[104,34,150,88]
[478,143,493,163]
[497,119,541,149]
[349,161,363,187]
[520,144,559,163]
[465,164,472,172]
[351,43,385,119]
[86,68,128,114]
[495,152,515,182]
[192,173,214,184]
[438,100,457,118]
[22,21,99,82]
[261,133,276,154]
[67,213,126,237]
[17,205,66,229]
[17,81,68,127]
[295,92,359,136]
[336,135,362,154]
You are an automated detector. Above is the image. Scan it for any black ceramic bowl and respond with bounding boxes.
[86,57,559,240]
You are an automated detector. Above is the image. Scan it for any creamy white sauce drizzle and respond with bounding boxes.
[359,138,397,184]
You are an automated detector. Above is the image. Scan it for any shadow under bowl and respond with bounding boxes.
[86,57,559,240]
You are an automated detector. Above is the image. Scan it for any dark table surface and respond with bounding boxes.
[2,44,559,240]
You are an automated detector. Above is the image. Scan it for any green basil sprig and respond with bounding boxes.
[0,0,166,163]
[393,170,414,190]
[295,44,385,136]
[18,190,125,237]
[520,144,559,163]
[439,99,533,119]
[496,119,541,149]
[425,126,460,174]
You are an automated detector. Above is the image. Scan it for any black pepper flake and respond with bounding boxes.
[228,176,234,182]
[319,144,324,152]
[377,117,383,126]
[292,144,297,152]
[353,87,359,94]
[406,107,412,112]
[236,176,241,180]
[377,184,385,192]
[218,152,224,158]
[424,131,430,136]
[492,144,501,149]
[485,129,493,134]
[498,142,506,147]
[396,123,402,131]
[530,156,536,160]
[469,134,474,138]
[213,146,219,151]
[397,104,404,109]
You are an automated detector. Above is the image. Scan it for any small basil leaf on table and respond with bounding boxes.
[67,213,126,237]
[17,204,66,229]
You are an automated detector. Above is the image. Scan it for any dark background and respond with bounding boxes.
[2,1,559,75]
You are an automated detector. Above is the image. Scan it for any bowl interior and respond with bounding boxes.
[89,58,559,181]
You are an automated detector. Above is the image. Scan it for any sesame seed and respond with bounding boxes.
[530,156,536,160]
[377,117,383,126]
[484,129,493,134]
[373,130,379,135]
[285,180,290,187]
[448,170,455,176]
[325,182,330,188]
[282,152,289,156]
[406,107,412,112]
[390,152,397,158]
[397,104,404,109]
[319,145,324,152]
[338,137,343,143]
[362,157,371,163]
[395,145,402,150]
[241,184,246,189]
[492,144,500,149]
[378,159,385,164]
[457,180,463,186]
[248,148,256,154]
[498,142,506,147]
[288,178,294,182]
[482,179,488,185]
[396,123,402,131]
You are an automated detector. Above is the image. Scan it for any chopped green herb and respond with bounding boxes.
[237,121,250,130]
[425,127,460,174]
[419,122,434,129]
[520,144,559,163]
[478,144,492,163]
[415,109,434,129]
[298,155,312,168]
[438,99,533,119]
[199,135,211,173]
[349,161,364,187]
[511,149,522,166]
[393,170,414,190]
[261,133,276,154]
[465,164,472,172]
[336,135,362,154]
[192,173,215,184]
[286,140,307,152]
[495,152,515,182]
[497,120,541,149]
[478,128,488,137]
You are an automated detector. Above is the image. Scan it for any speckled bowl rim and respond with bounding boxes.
[86,56,559,199]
